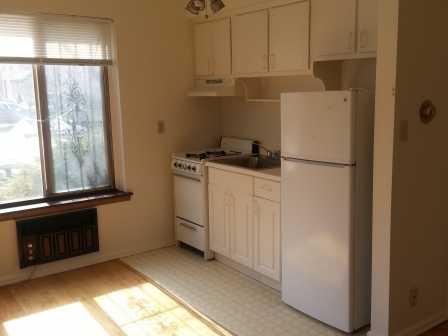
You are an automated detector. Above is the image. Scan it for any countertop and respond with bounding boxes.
[206,161,281,182]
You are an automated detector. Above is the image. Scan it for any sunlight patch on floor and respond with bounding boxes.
[3,302,109,336]
[94,282,224,336]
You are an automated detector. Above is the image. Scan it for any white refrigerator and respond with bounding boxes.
[281,90,374,332]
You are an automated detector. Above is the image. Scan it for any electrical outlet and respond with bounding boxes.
[157,120,165,134]
[399,120,409,142]
[409,287,419,307]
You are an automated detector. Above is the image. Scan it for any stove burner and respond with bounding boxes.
[186,150,227,160]
[206,150,226,157]
[186,152,207,160]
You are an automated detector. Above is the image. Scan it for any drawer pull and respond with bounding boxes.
[180,222,198,232]
[260,185,272,192]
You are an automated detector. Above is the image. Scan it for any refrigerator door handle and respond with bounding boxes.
[281,156,356,168]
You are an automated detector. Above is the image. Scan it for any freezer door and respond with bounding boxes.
[281,158,355,332]
[282,91,356,164]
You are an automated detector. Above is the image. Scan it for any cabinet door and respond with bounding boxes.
[269,1,310,73]
[229,192,253,268]
[357,0,378,54]
[208,184,230,257]
[211,18,231,76]
[194,22,211,77]
[232,10,269,75]
[253,198,281,281]
[311,0,357,59]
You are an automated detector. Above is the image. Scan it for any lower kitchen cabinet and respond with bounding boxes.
[208,184,231,257]
[253,197,281,281]
[209,184,253,268]
[229,192,253,268]
[208,167,281,281]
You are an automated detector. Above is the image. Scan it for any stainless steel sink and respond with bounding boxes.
[216,155,280,170]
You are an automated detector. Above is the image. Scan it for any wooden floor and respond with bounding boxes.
[423,322,448,336]
[0,261,228,336]
[0,260,445,336]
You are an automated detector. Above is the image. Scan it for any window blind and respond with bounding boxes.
[0,13,113,64]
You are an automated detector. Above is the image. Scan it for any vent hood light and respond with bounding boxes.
[188,78,239,97]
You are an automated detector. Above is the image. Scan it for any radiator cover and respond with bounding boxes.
[16,208,99,268]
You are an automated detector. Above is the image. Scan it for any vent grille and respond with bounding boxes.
[17,209,99,268]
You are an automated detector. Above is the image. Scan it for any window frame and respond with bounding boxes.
[0,62,117,208]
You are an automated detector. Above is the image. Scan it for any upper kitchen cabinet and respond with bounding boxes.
[269,1,310,74]
[232,10,269,76]
[194,22,210,77]
[311,0,378,61]
[194,18,231,78]
[232,1,310,77]
[357,0,378,55]
[311,0,357,60]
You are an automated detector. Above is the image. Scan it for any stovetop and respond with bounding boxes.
[172,138,256,177]
[173,149,240,162]
[172,149,243,177]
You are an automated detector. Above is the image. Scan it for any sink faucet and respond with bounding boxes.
[257,143,280,160]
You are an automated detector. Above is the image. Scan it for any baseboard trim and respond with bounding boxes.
[214,253,281,291]
[367,331,383,336]
[394,311,447,336]
[0,242,175,287]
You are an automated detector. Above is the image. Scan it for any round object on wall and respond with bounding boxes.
[419,100,437,124]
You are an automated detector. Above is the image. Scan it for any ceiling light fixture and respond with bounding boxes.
[210,0,225,13]
[185,0,206,15]
[185,0,225,17]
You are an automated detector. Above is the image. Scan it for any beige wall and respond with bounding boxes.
[389,0,448,333]
[371,0,448,335]
[220,99,282,149]
[0,0,221,284]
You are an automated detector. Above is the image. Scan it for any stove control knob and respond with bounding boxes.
[174,162,178,168]
[192,166,197,172]
[187,165,192,170]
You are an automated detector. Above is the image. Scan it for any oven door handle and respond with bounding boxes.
[179,222,198,232]
[173,173,202,182]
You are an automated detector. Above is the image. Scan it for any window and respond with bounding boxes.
[0,13,115,206]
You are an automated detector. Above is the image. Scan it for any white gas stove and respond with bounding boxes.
[171,137,255,259]
[171,149,235,177]
[171,137,255,177]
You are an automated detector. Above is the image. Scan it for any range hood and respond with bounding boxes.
[188,78,239,97]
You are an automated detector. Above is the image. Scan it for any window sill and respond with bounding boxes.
[0,190,133,222]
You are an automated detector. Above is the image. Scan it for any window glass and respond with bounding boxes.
[44,65,111,193]
[0,64,43,203]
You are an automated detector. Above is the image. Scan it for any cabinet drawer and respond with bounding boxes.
[254,178,280,202]
[175,218,205,251]
[209,168,253,194]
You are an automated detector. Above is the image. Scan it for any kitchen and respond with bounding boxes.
[0,1,446,336]
[172,0,375,333]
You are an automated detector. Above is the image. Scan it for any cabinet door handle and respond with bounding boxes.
[359,30,368,49]
[180,222,198,232]
[269,54,276,70]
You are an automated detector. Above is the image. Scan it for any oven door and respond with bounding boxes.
[173,174,204,227]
